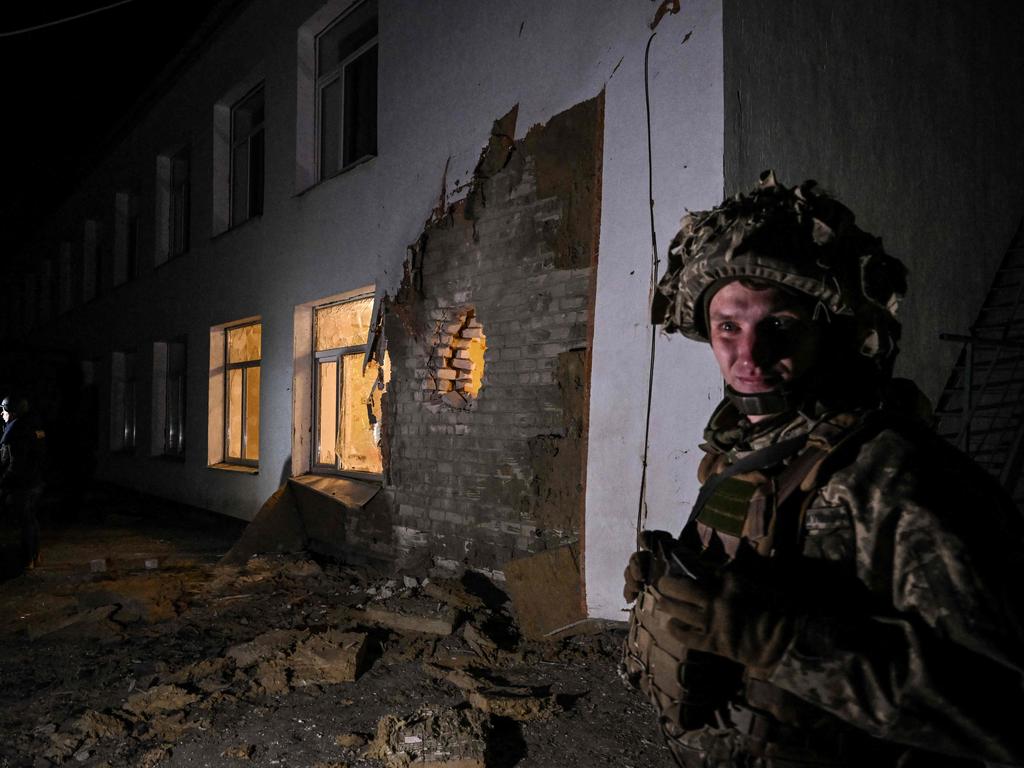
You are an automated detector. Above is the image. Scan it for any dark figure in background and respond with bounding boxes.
[622,172,1024,767]
[1,395,47,569]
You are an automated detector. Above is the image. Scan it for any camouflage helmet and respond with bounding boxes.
[651,171,908,370]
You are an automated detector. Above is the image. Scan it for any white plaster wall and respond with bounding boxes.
[585,2,725,620]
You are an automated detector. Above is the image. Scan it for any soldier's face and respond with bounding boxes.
[708,281,821,400]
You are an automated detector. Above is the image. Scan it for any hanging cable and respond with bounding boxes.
[0,0,137,38]
[636,29,661,541]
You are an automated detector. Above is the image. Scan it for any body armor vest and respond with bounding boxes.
[622,411,884,767]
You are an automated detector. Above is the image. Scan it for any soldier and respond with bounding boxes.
[622,172,1024,767]
[1,395,47,569]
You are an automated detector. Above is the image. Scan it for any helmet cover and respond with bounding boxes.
[651,171,908,370]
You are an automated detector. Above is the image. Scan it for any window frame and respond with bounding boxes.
[169,146,191,258]
[230,84,266,227]
[314,1,378,181]
[164,340,187,458]
[223,321,261,467]
[310,294,382,477]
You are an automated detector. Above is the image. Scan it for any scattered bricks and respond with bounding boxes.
[451,359,474,371]
[439,333,454,344]
[438,381,454,393]
[290,630,369,685]
[433,346,453,358]
[436,369,458,380]
[455,349,472,359]
[366,706,489,768]
[460,327,484,339]
[442,321,464,334]
[450,338,472,349]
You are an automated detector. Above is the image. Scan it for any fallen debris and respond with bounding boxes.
[290,630,369,685]
[502,545,584,640]
[366,706,490,768]
[362,595,460,636]
[123,684,199,717]
[466,687,558,721]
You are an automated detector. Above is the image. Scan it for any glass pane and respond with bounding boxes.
[317,0,377,73]
[232,87,264,142]
[340,353,381,473]
[343,45,378,166]
[316,359,338,466]
[315,297,373,351]
[227,323,261,363]
[250,130,264,217]
[320,77,342,178]
[245,367,260,461]
[231,140,250,226]
[227,368,243,459]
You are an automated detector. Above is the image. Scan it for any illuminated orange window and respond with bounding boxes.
[225,321,261,465]
[313,296,389,474]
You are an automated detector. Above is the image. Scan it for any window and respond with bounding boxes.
[225,322,261,465]
[156,146,190,263]
[231,86,265,226]
[166,341,187,457]
[58,241,72,313]
[170,148,190,257]
[312,295,386,474]
[154,340,187,457]
[315,0,377,179]
[83,219,99,301]
[112,350,138,453]
[114,192,141,285]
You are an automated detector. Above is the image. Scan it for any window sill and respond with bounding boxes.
[209,462,259,475]
[289,473,381,508]
[295,153,376,198]
[211,213,263,242]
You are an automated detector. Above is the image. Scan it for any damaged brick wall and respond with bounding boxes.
[383,94,602,574]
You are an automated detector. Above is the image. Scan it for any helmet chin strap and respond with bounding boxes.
[725,384,804,416]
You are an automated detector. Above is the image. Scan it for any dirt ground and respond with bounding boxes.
[0,487,673,768]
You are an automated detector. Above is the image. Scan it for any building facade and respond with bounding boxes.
[5,0,1024,620]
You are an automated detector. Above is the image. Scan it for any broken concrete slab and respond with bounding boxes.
[366,706,489,768]
[361,595,459,636]
[225,628,309,668]
[502,545,584,640]
[422,579,485,612]
[290,630,369,685]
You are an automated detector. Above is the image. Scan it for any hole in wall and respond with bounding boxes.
[425,308,486,409]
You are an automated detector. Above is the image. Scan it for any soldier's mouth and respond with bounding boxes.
[734,376,781,392]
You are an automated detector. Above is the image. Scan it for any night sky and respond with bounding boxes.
[0,1,218,257]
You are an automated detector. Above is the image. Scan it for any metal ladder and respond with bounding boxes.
[934,220,1024,511]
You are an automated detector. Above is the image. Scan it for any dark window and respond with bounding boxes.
[165,341,187,457]
[170,148,190,257]
[317,0,377,179]
[231,86,265,226]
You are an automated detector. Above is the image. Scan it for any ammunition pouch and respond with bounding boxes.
[622,583,742,733]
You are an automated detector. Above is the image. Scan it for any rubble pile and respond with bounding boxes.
[0,551,672,767]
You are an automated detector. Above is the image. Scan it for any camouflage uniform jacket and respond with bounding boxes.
[693,396,1024,765]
